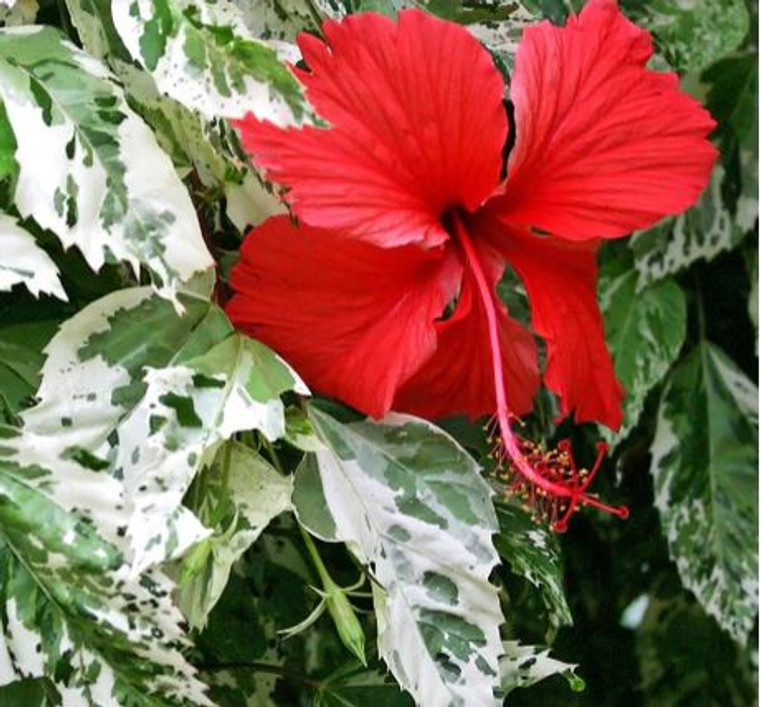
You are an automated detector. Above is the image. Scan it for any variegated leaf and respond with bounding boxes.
[231,0,322,42]
[0,429,211,705]
[111,0,309,124]
[500,641,584,696]
[294,406,504,707]
[177,442,293,629]
[631,166,754,290]
[651,341,758,644]
[65,1,287,236]
[600,265,687,443]
[0,27,212,302]
[0,214,66,299]
[494,502,571,626]
[115,332,305,573]
[641,0,750,73]
[19,286,304,572]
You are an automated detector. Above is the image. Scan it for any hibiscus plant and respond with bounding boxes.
[0,0,755,706]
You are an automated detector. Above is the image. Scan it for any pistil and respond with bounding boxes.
[451,212,628,531]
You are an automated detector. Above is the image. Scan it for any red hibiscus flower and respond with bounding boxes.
[227,0,716,528]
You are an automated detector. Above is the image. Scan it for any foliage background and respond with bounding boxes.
[0,0,756,705]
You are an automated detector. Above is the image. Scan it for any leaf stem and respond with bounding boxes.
[262,437,286,475]
[299,525,333,589]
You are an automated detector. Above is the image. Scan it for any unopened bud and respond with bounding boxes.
[325,582,366,666]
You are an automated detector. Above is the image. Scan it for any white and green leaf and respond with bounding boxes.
[111,0,309,124]
[0,214,66,299]
[177,442,293,629]
[494,503,571,626]
[641,0,750,73]
[500,641,584,697]
[0,27,212,302]
[18,286,304,572]
[294,406,504,707]
[0,431,211,705]
[651,341,758,644]
[631,166,753,290]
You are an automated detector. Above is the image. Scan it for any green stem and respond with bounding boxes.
[299,525,335,590]
[262,437,286,475]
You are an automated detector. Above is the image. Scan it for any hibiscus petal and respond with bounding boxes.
[395,240,539,420]
[477,218,624,429]
[233,9,507,249]
[226,215,462,419]
[495,0,717,239]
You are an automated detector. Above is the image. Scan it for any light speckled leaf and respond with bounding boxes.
[454,0,539,72]
[232,0,322,42]
[651,341,758,644]
[631,166,754,289]
[0,27,212,302]
[641,0,749,73]
[600,265,687,443]
[21,285,305,572]
[177,442,293,629]
[0,214,66,299]
[0,430,211,705]
[64,1,288,237]
[500,641,584,696]
[494,503,571,626]
[295,405,504,707]
[112,0,309,124]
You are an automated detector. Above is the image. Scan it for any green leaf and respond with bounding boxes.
[314,664,414,707]
[704,51,758,218]
[500,641,584,696]
[0,318,58,416]
[112,0,309,123]
[746,245,757,352]
[0,26,213,302]
[494,502,572,626]
[295,405,504,707]
[630,166,752,289]
[600,264,687,442]
[177,442,293,629]
[0,214,65,300]
[636,593,757,705]
[641,0,750,73]
[705,52,758,156]
[650,341,758,644]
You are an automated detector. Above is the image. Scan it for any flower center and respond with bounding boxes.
[447,211,629,531]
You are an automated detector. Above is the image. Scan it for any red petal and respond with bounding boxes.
[226,216,462,418]
[395,240,539,420]
[234,9,506,248]
[477,217,624,429]
[494,0,717,239]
